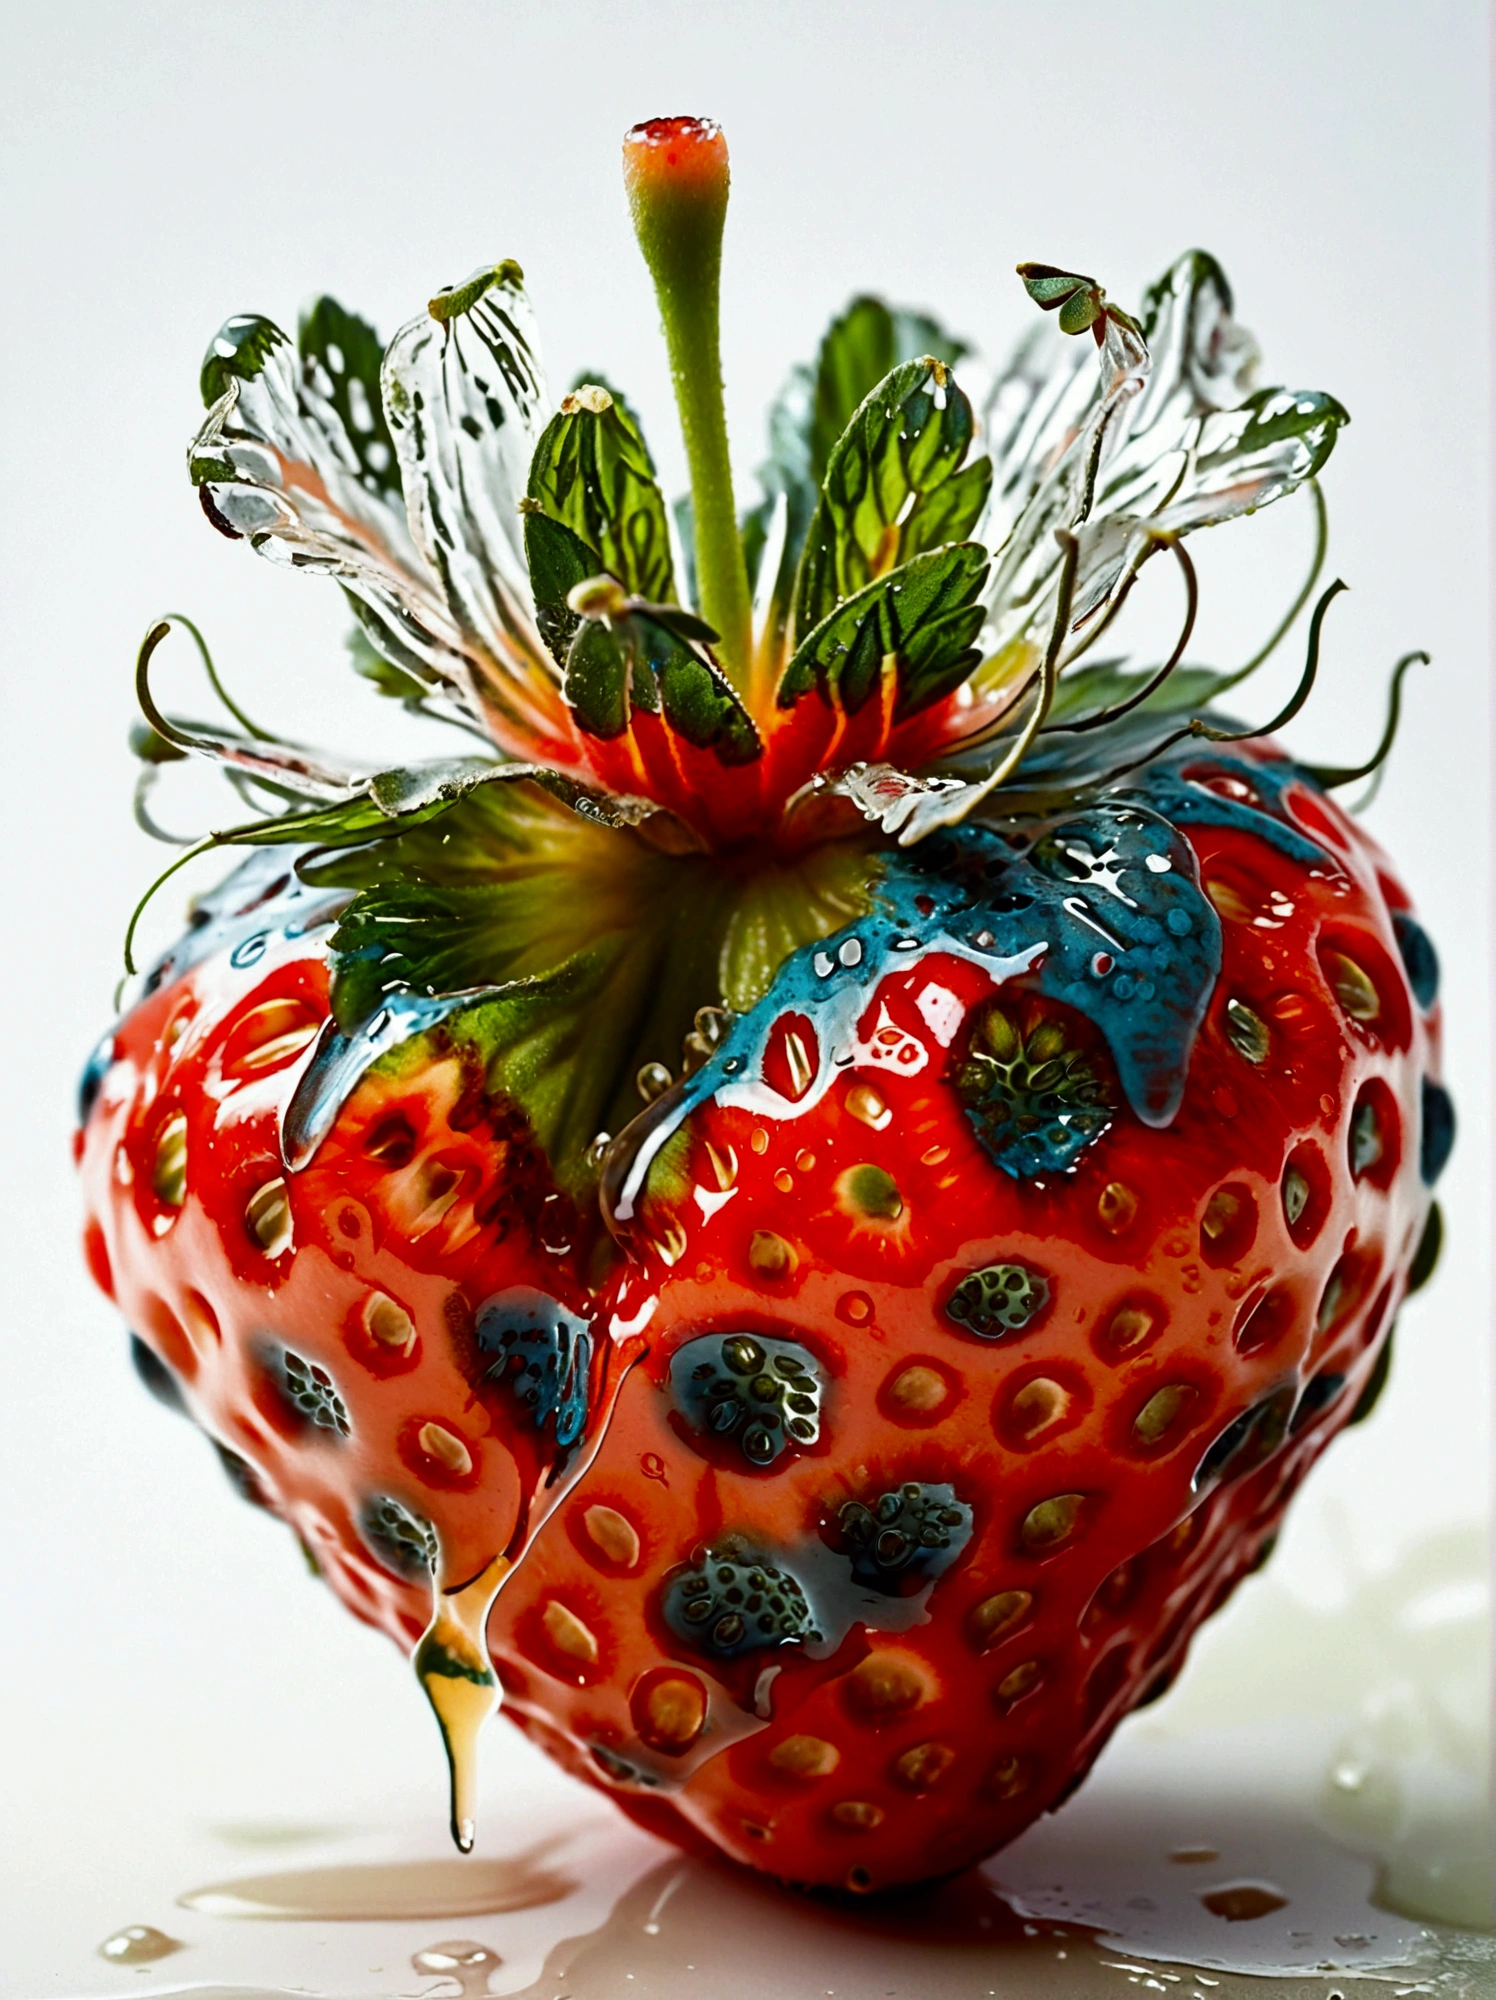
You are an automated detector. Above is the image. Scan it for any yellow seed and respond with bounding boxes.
[364,1292,416,1351]
[704,1141,738,1190]
[967,1589,1034,1653]
[1134,1383,1196,1446]
[795,1149,816,1172]
[418,1421,473,1477]
[921,1144,950,1166]
[773,1169,795,1194]
[891,1741,955,1793]
[783,1031,814,1098]
[1205,877,1254,923]
[830,1800,885,1831]
[1020,1493,1086,1551]
[1324,949,1381,1023]
[640,1676,705,1749]
[582,1504,640,1570]
[750,1127,769,1154]
[980,1007,1022,1061]
[995,1659,1043,1705]
[748,1230,796,1278]
[245,1177,293,1256]
[230,999,319,1074]
[1097,1181,1138,1234]
[541,1599,598,1664]
[846,1082,891,1131]
[769,1734,841,1779]
[888,1365,947,1415]
[1006,1377,1069,1439]
[847,1652,929,1717]
[1106,1302,1159,1353]
[990,1754,1032,1801]
[1027,1020,1066,1063]
[1200,1186,1241,1244]
[152,1114,188,1208]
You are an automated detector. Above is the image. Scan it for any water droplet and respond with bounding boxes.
[837,936,863,967]
[750,1127,769,1154]
[410,1939,503,1996]
[773,1168,794,1194]
[636,1060,673,1103]
[836,1289,874,1325]
[98,1925,183,1965]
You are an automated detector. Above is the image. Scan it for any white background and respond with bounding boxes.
[0,0,1487,1987]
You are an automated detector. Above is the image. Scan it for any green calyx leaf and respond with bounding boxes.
[526,384,675,604]
[299,297,401,503]
[555,577,761,766]
[306,782,879,1188]
[1017,263,1142,342]
[744,296,971,651]
[794,356,992,639]
[778,541,990,720]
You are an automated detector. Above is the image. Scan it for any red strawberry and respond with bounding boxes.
[78,117,1448,1892]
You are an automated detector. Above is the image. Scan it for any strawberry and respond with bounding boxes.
[78,116,1449,1892]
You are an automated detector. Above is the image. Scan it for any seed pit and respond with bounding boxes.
[632,1671,706,1751]
[222,997,319,1077]
[1019,1493,1087,1554]
[1281,1143,1330,1247]
[994,1658,1043,1707]
[891,1742,955,1793]
[581,1503,641,1571]
[364,1292,416,1353]
[1234,1287,1297,1355]
[846,1652,930,1721]
[830,1799,885,1832]
[152,1114,188,1209]
[1000,1374,1079,1448]
[880,1359,957,1427]
[417,1420,473,1477]
[1224,999,1270,1066]
[1348,1079,1400,1188]
[541,1599,599,1665]
[989,1754,1033,1801]
[1317,930,1413,1050]
[1099,1296,1165,1358]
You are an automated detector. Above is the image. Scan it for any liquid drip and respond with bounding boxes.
[414,1554,510,1854]
[97,1923,183,1963]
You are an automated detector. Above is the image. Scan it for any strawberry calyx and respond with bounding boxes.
[124,122,1425,1218]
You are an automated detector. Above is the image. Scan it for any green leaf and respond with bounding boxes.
[778,541,989,720]
[527,386,675,603]
[744,297,971,646]
[559,598,762,765]
[299,296,402,503]
[302,783,881,1189]
[522,510,600,668]
[794,357,992,637]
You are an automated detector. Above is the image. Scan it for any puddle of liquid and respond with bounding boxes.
[179,1841,574,1921]
[410,1937,503,1996]
[1199,1881,1291,1922]
[97,1923,184,1963]
[413,1555,509,1855]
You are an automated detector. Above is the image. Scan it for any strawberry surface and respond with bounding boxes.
[78,118,1451,1890]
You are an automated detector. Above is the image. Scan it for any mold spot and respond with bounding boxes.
[966,1589,1034,1653]
[1199,1183,1257,1266]
[581,1503,641,1572]
[769,1735,840,1779]
[1019,1493,1086,1554]
[1420,1079,1455,1185]
[670,1331,824,1467]
[946,1263,1050,1338]
[840,1163,904,1221]
[891,1741,955,1793]
[476,1289,592,1450]
[278,1350,350,1436]
[955,998,1116,1177]
[130,1332,188,1415]
[1392,912,1439,1009]
[632,1671,707,1752]
[837,1483,973,1594]
[360,1495,437,1579]
[1223,999,1270,1066]
[664,1547,820,1659]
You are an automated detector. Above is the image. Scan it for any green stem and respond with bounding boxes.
[624,119,752,688]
